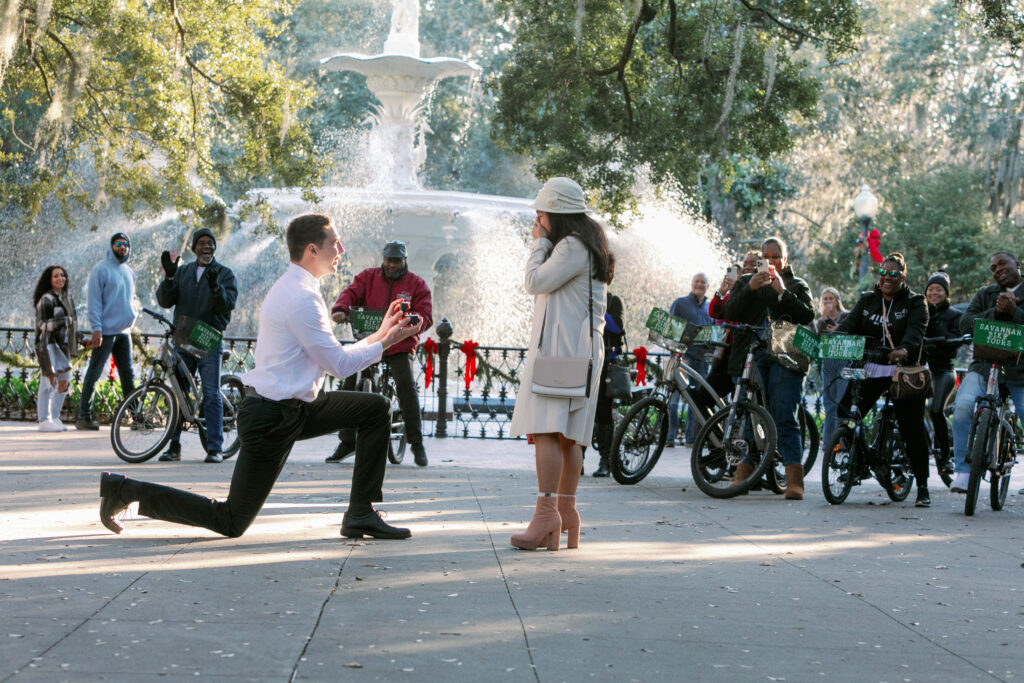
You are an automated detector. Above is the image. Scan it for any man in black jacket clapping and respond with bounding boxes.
[156,228,239,463]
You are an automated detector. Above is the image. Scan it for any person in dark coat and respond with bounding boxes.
[723,237,815,499]
[592,255,625,477]
[836,253,931,506]
[923,271,962,483]
[156,228,239,463]
[949,252,1024,494]
[329,241,433,467]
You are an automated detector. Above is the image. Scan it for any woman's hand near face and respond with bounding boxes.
[531,220,549,240]
[769,267,785,294]
[718,275,734,296]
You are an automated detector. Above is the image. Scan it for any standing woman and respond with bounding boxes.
[815,287,849,448]
[723,237,815,499]
[509,177,610,551]
[33,265,80,431]
[923,271,961,482]
[836,253,931,506]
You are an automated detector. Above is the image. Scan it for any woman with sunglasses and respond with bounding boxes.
[836,253,931,506]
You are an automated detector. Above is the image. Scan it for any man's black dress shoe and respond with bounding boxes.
[340,509,411,539]
[325,442,355,463]
[99,472,129,534]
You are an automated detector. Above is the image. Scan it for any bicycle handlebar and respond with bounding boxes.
[142,307,174,330]
[922,334,972,346]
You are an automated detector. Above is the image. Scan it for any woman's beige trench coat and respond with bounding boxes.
[509,235,607,445]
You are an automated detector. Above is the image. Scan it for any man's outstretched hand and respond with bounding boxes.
[161,251,179,279]
[371,299,423,350]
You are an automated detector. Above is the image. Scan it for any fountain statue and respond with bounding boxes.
[319,0,479,190]
[0,0,730,348]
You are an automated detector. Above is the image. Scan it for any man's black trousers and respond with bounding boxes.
[338,352,422,447]
[133,390,391,537]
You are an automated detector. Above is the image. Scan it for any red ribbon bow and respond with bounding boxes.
[109,357,117,381]
[632,346,648,386]
[423,338,438,388]
[460,340,479,389]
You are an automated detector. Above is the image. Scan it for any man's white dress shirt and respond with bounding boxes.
[242,264,383,402]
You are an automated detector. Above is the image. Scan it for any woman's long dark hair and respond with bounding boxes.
[544,212,613,283]
[33,265,68,308]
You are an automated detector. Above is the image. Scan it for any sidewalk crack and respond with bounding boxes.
[288,543,356,682]
[468,474,542,683]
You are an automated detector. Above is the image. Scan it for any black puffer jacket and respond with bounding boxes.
[925,300,962,372]
[959,281,1024,382]
[722,266,814,376]
[836,284,928,364]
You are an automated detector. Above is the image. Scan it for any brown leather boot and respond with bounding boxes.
[784,463,804,500]
[731,462,755,495]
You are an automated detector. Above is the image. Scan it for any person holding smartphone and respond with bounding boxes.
[723,237,815,499]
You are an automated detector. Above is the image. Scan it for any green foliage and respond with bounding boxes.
[1,0,327,231]
[489,0,861,222]
[957,0,1024,49]
[806,165,1019,302]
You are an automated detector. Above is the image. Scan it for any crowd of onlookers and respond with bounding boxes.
[658,241,1024,507]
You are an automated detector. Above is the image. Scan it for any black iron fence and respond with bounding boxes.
[3,324,667,439]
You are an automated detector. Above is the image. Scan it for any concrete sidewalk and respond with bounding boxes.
[1,422,1023,682]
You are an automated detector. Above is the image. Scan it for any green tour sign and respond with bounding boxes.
[819,334,866,360]
[793,326,820,359]
[645,308,688,342]
[349,308,386,335]
[973,319,1024,352]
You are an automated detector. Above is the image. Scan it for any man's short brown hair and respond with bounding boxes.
[286,214,333,262]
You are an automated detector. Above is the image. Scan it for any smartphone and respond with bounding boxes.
[726,266,738,279]
[756,259,770,274]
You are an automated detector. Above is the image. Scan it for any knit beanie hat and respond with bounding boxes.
[926,271,950,297]
[110,232,130,247]
[191,228,217,251]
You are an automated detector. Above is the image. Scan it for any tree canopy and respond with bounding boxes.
[0,0,325,230]
[488,0,862,225]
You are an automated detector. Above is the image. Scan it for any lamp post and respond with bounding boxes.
[853,185,879,281]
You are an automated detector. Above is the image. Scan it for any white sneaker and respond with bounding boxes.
[52,418,67,431]
[38,420,63,433]
[950,472,970,493]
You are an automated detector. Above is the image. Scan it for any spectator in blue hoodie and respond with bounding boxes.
[76,233,138,430]
[156,228,239,463]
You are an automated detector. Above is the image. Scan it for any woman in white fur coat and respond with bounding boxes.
[509,177,611,551]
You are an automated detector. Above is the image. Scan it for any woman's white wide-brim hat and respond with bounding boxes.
[528,177,591,214]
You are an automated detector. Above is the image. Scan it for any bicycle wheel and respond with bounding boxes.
[690,401,777,498]
[821,426,856,505]
[965,408,993,516]
[199,375,244,459]
[799,407,820,475]
[610,396,668,484]
[111,382,177,463]
[882,429,914,502]
[765,451,785,494]
[990,421,1014,511]
[384,376,406,465]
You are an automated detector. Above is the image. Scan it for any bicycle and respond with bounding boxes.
[921,335,971,487]
[610,327,727,485]
[110,309,244,463]
[346,307,407,465]
[820,366,915,505]
[963,326,1023,516]
[689,323,779,498]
